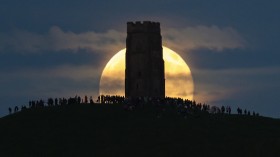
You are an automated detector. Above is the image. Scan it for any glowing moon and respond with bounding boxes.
[99,46,194,100]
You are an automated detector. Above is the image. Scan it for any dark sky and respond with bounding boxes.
[1,0,280,118]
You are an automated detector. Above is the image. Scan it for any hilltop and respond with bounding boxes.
[0,103,280,157]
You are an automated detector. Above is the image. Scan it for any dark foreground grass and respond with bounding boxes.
[0,104,280,157]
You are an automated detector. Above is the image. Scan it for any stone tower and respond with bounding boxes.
[125,21,165,98]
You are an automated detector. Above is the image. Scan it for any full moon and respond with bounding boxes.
[99,46,194,100]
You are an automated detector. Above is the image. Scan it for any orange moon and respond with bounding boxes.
[99,46,194,100]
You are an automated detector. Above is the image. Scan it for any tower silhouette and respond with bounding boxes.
[125,21,165,98]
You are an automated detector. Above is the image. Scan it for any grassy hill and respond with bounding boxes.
[0,103,280,157]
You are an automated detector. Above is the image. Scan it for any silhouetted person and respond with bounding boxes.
[62,98,67,105]
[85,95,88,104]
[221,106,225,114]
[48,98,54,107]
[55,98,58,106]
[237,107,242,115]
[68,97,78,105]
[97,96,100,103]
[100,95,105,104]
[78,96,81,104]
[29,101,32,108]
[226,106,231,114]
[22,105,27,111]
[90,96,94,104]
[8,107,12,114]
[14,106,18,113]
[32,101,35,108]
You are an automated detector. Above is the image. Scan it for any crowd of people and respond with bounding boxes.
[237,107,259,116]
[8,95,94,114]
[122,96,233,118]
[8,95,260,118]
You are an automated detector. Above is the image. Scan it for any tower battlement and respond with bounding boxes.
[127,21,160,33]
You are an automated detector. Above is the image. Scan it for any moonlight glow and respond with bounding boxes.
[99,46,194,100]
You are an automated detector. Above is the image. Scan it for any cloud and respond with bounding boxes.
[0,26,126,54]
[48,27,126,53]
[162,25,246,52]
[0,65,101,98]
[192,66,280,105]
[0,64,101,82]
[0,25,245,54]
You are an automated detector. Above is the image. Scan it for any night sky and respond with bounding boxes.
[1,0,279,118]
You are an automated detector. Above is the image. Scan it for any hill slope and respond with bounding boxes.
[0,104,280,157]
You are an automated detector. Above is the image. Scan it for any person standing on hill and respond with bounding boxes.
[85,95,88,104]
